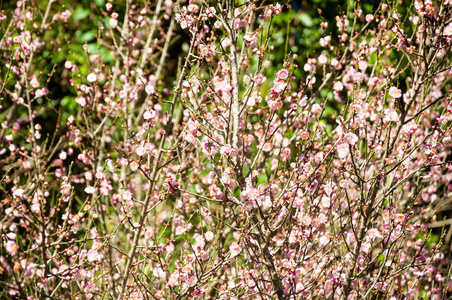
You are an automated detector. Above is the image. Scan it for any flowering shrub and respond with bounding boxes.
[1,0,452,299]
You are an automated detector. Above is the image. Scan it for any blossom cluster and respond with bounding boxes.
[1,0,452,299]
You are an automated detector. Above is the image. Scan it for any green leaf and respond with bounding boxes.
[94,0,105,7]
[76,30,96,43]
[298,13,313,27]
[73,5,90,21]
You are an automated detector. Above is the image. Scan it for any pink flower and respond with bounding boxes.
[402,120,417,135]
[268,100,283,110]
[388,86,402,98]
[445,24,452,36]
[130,161,139,171]
[30,77,40,88]
[13,188,24,198]
[333,81,343,91]
[184,132,196,144]
[272,81,287,93]
[337,143,350,159]
[175,226,185,236]
[144,226,153,239]
[35,87,48,98]
[123,190,132,201]
[167,270,180,287]
[276,69,289,80]
[243,34,258,48]
[5,240,18,256]
[344,132,358,145]
[384,109,399,122]
[229,242,242,258]
[109,18,118,28]
[87,249,101,262]
[136,145,146,156]
[319,235,329,246]
[153,265,166,279]
[213,79,232,93]
[365,14,374,22]
[367,228,383,240]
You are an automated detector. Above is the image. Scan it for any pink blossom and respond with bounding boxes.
[144,109,156,120]
[35,87,48,98]
[243,34,258,48]
[5,241,18,256]
[130,161,139,171]
[367,228,383,240]
[87,249,101,262]
[76,97,86,107]
[272,81,287,93]
[445,24,452,36]
[337,143,350,159]
[30,77,40,88]
[13,188,24,198]
[276,69,289,80]
[167,270,180,287]
[123,190,132,201]
[229,242,242,258]
[109,18,118,28]
[344,132,358,145]
[268,100,283,110]
[333,81,343,91]
[175,226,185,236]
[384,109,399,122]
[388,86,402,98]
[402,120,417,135]
[153,265,166,279]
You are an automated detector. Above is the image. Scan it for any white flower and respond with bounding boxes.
[384,109,399,122]
[109,18,118,28]
[87,249,101,262]
[84,186,95,194]
[13,188,25,198]
[205,231,214,241]
[319,235,329,246]
[87,73,97,83]
[145,85,155,95]
[76,97,86,107]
